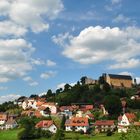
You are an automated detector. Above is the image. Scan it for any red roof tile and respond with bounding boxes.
[125,113,136,122]
[34,111,42,118]
[35,120,54,128]
[59,106,73,111]
[65,117,89,127]
[94,120,115,126]
[0,113,7,120]
[134,122,140,126]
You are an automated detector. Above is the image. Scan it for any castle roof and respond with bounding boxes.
[108,74,132,80]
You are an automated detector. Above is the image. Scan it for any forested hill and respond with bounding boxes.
[43,77,140,110]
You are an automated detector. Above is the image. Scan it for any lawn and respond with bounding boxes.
[0,129,121,140]
[64,132,120,140]
[0,129,22,140]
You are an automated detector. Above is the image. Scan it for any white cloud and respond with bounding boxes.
[109,59,140,69]
[0,0,64,83]
[46,60,56,66]
[0,0,64,33]
[0,87,8,91]
[113,14,131,23]
[0,39,34,82]
[38,92,47,97]
[23,76,38,86]
[29,81,38,86]
[52,32,73,47]
[56,83,66,89]
[31,58,45,66]
[0,21,27,37]
[105,0,122,11]
[31,58,56,67]
[56,26,140,69]
[0,94,21,104]
[119,71,133,76]
[136,77,140,84]
[23,76,33,82]
[40,71,56,79]
[111,0,122,5]
[0,0,11,16]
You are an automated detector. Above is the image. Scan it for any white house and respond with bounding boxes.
[35,120,57,133]
[5,119,18,130]
[59,106,73,117]
[118,113,136,133]
[65,117,89,133]
[41,103,57,114]
[22,98,36,110]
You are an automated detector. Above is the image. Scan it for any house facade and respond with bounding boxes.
[35,120,57,133]
[41,103,57,114]
[5,119,18,130]
[65,117,89,133]
[94,120,115,133]
[118,113,136,133]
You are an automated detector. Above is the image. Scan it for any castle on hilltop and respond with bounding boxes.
[103,73,133,88]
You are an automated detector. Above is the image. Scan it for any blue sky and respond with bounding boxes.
[0,0,140,103]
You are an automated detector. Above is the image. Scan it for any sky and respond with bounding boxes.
[0,0,140,103]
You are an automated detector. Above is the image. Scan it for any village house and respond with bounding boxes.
[94,120,115,133]
[134,122,140,127]
[65,117,89,133]
[0,113,7,125]
[103,73,133,88]
[41,102,57,114]
[5,118,18,130]
[22,98,37,110]
[38,106,51,117]
[118,113,136,133]
[35,120,57,133]
[59,106,73,117]
[14,97,27,107]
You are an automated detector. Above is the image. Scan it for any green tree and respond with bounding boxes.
[80,76,87,85]
[47,89,53,97]
[60,115,66,130]
[64,84,71,92]
[104,95,122,117]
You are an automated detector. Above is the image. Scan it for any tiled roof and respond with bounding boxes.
[65,117,89,127]
[34,111,42,118]
[94,120,115,126]
[84,105,94,110]
[59,106,73,111]
[134,122,140,126]
[0,113,7,120]
[125,113,136,122]
[35,120,54,128]
[36,101,45,106]
[38,106,47,111]
[42,102,56,106]
[108,74,132,80]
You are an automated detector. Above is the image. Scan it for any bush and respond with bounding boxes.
[106,130,113,136]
